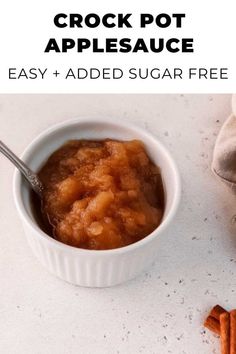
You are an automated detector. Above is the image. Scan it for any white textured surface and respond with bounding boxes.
[0,94,235,354]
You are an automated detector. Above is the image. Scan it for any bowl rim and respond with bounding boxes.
[13,117,181,256]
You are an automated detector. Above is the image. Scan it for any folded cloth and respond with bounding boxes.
[212,95,236,192]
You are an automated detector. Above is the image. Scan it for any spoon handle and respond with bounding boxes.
[0,140,44,197]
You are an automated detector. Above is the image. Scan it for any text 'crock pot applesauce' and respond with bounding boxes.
[34,139,165,250]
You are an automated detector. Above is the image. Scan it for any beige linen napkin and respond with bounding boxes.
[212,95,236,192]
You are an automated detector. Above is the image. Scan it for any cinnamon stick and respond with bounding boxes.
[220,312,230,354]
[230,310,236,354]
[204,305,227,334]
[210,305,227,321]
[204,315,220,335]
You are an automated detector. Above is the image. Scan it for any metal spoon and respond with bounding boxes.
[0,140,44,198]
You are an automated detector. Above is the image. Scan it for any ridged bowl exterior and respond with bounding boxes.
[23,224,159,287]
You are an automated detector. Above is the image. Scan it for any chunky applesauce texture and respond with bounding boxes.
[36,140,164,250]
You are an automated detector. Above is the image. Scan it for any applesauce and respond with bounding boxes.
[35,139,164,250]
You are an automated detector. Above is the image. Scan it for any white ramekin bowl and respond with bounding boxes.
[13,118,181,287]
